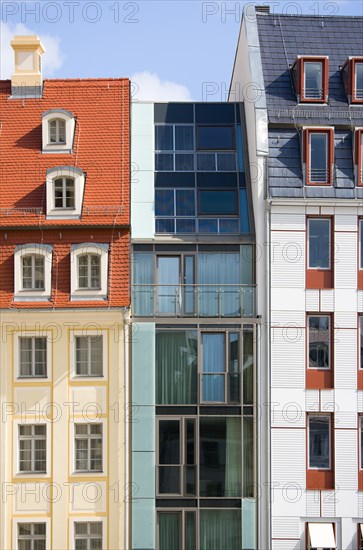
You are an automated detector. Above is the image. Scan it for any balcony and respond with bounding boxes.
[131,284,256,318]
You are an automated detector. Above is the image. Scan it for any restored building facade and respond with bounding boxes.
[0,36,130,550]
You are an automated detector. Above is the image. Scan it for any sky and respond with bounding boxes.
[1,0,362,101]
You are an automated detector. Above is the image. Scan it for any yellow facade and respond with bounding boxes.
[0,309,127,550]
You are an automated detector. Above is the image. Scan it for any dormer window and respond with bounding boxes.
[342,57,363,104]
[49,118,66,144]
[42,109,75,153]
[292,56,329,103]
[355,128,363,186]
[14,244,53,302]
[70,244,109,301]
[54,177,75,209]
[46,166,85,219]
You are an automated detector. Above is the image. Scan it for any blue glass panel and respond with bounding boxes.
[198,219,218,233]
[308,219,330,268]
[199,191,238,216]
[156,219,175,233]
[219,219,239,234]
[240,189,250,234]
[198,126,234,150]
[197,153,216,172]
[155,189,174,216]
[202,333,225,402]
[155,125,173,151]
[175,154,194,171]
[176,190,195,216]
[175,126,194,151]
[236,125,244,172]
[133,253,154,316]
[217,153,236,171]
[176,219,195,234]
[155,154,174,171]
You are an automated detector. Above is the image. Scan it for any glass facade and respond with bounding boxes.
[131,103,257,550]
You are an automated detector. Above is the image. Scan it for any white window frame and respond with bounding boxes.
[53,175,75,209]
[15,334,49,379]
[70,329,107,380]
[14,244,52,302]
[42,109,75,153]
[13,519,50,550]
[70,244,109,301]
[308,414,332,471]
[69,518,107,550]
[46,166,85,219]
[14,421,50,477]
[70,420,107,476]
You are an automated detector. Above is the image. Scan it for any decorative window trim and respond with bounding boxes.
[69,419,107,477]
[70,329,107,380]
[341,56,363,104]
[14,331,52,381]
[13,519,50,550]
[292,55,329,103]
[355,128,363,187]
[14,244,53,302]
[13,420,51,478]
[303,127,334,186]
[69,519,107,550]
[42,109,75,153]
[70,243,109,301]
[46,166,85,219]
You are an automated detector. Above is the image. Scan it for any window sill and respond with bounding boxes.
[70,295,107,302]
[13,295,51,303]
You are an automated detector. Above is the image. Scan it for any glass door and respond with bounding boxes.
[157,257,181,315]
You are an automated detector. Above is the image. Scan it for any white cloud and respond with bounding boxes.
[0,22,63,79]
[130,71,192,102]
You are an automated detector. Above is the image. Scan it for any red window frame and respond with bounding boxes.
[293,56,329,103]
[342,57,363,104]
[306,413,334,490]
[304,128,334,186]
[306,216,334,290]
[306,313,334,389]
[359,414,363,491]
[356,128,363,187]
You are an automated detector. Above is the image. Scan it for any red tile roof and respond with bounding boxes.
[0,78,130,228]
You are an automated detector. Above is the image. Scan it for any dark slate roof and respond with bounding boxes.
[256,14,363,126]
[267,128,363,199]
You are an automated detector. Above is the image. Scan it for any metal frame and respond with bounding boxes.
[307,413,332,470]
[307,314,331,371]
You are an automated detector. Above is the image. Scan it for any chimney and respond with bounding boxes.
[10,35,45,98]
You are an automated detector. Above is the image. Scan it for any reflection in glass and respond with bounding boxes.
[308,218,330,268]
[155,125,173,151]
[157,257,180,314]
[309,416,330,469]
[308,316,330,369]
[304,61,323,99]
[198,126,234,150]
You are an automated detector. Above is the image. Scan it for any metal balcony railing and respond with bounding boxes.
[303,87,323,99]
[309,168,329,183]
[131,284,256,318]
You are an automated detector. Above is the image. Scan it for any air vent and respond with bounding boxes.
[255,5,270,14]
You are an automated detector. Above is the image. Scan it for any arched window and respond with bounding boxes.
[78,254,101,289]
[22,254,45,290]
[54,176,75,209]
[49,118,66,144]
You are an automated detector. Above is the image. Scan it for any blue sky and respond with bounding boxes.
[1,0,362,100]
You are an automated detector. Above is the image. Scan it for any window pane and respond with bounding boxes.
[360,317,363,371]
[310,133,328,182]
[202,333,225,402]
[155,154,173,171]
[219,219,239,234]
[158,512,180,550]
[76,337,89,375]
[156,218,175,233]
[309,316,330,369]
[217,153,236,171]
[20,338,33,376]
[198,218,218,233]
[175,153,194,171]
[309,416,330,469]
[58,120,66,142]
[360,220,363,269]
[356,63,363,99]
[304,61,323,99]
[198,191,238,216]
[159,420,180,464]
[176,219,195,234]
[197,153,216,171]
[175,190,195,216]
[175,125,194,150]
[361,417,363,469]
[156,331,197,404]
[308,219,330,269]
[65,179,75,208]
[155,190,174,216]
[198,126,234,150]
[90,337,103,376]
[155,125,173,151]
[228,333,240,402]
[200,510,242,550]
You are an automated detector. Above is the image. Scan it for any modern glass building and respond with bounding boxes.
[130,102,259,550]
